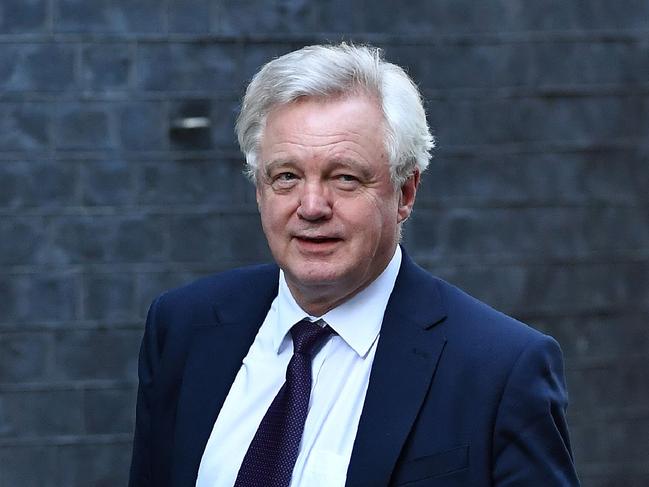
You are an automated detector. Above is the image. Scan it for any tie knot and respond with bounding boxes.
[290,319,332,356]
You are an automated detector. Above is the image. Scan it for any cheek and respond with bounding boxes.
[263,213,283,237]
[356,194,399,225]
[258,203,278,236]
[260,199,293,238]
[337,202,395,242]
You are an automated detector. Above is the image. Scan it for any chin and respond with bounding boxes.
[287,263,349,289]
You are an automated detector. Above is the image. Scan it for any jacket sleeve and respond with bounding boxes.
[129,295,165,487]
[492,334,580,486]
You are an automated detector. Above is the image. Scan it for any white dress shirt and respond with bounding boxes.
[195,247,402,487]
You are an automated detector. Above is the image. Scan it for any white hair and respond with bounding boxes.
[236,43,435,185]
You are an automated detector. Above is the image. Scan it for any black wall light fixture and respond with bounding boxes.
[169,99,213,151]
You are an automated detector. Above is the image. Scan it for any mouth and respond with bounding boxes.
[293,235,343,250]
[296,236,341,243]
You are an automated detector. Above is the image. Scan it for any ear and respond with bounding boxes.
[397,169,420,223]
[255,183,261,205]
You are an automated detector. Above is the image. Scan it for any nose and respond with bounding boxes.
[296,182,332,221]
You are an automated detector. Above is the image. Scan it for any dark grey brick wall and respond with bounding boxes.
[1,1,647,485]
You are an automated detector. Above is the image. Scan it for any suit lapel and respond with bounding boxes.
[170,266,279,486]
[346,252,448,487]
[164,255,446,486]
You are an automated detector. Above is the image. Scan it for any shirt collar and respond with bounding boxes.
[273,246,402,358]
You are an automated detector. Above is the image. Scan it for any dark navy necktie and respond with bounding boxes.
[234,319,333,487]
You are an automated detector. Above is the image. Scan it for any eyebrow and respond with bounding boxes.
[263,159,296,176]
[327,157,374,178]
[263,156,375,179]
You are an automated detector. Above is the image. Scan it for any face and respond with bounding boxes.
[256,95,418,315]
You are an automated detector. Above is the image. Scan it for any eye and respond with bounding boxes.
[277,172,297,181]
[270,171,299,190]
[337,174,358,182]
[333,174,361,190]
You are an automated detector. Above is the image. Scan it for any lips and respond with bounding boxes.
[296,236,340,243]
[293,234,343,250]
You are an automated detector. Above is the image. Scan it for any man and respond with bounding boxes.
[129,44,579,486]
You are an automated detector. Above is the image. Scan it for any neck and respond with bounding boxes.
[287,283,355,317]
[285,248,398,317]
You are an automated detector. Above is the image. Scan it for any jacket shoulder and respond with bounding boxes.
[396,252,549,349]
[434,276,554,354]
[151,263,279,326]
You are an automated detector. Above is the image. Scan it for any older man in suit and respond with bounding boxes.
[129,43,580,486]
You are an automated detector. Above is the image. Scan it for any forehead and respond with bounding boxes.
[265,93,383,127]
[260,95,386,164]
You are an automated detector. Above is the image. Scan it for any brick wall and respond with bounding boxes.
[1,1,647,485]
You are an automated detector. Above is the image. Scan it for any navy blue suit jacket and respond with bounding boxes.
[129,251,579,486]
